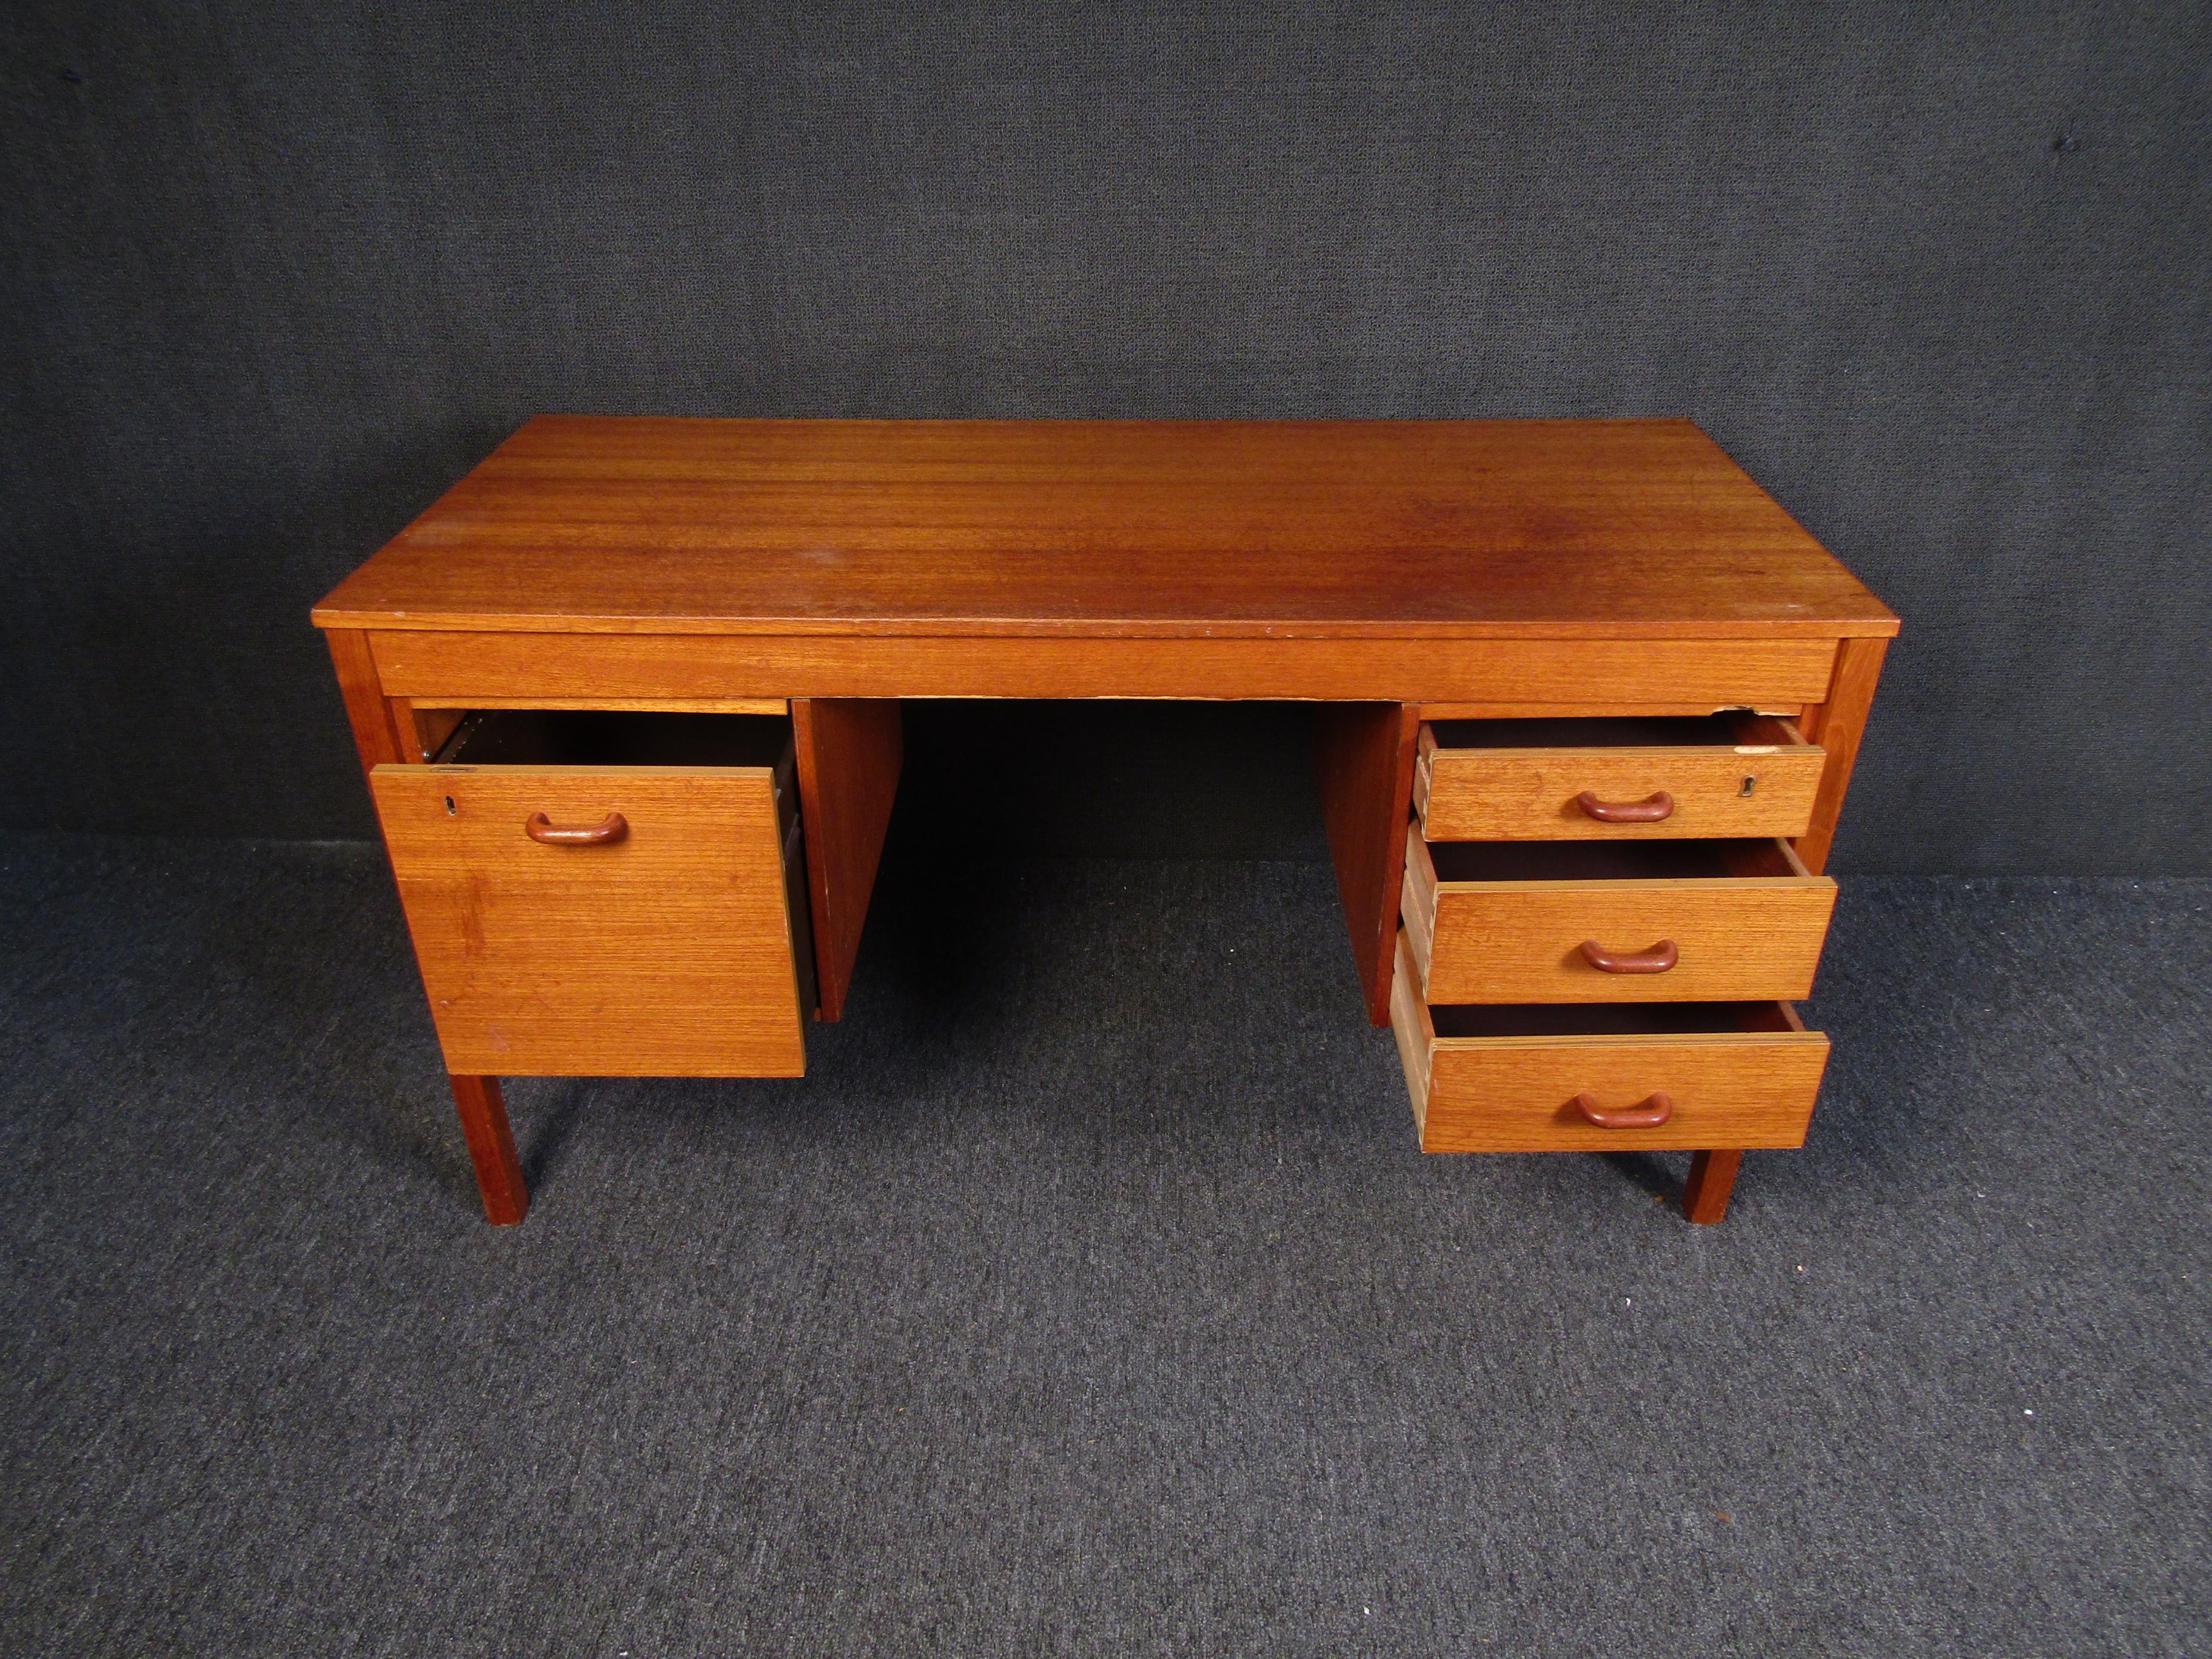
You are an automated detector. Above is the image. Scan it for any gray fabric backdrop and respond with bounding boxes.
[2,1,2206,871]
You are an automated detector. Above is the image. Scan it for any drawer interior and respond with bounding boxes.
[1422,836,1809,883]
[432,709,792,768]
[1424,711,1801,751]
[1427,1000,1806,1039]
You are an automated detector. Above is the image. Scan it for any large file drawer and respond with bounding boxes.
[370,711,811,1078]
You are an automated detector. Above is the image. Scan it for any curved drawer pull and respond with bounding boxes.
[1570,1091,1675,1129]
[1575,789,1675,823]
[525,810,629,846]
[1578,938,1679,974]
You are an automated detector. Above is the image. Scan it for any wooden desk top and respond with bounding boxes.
[313,417,1896,641]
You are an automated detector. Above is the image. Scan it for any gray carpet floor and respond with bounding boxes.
[1,835,2207,1657]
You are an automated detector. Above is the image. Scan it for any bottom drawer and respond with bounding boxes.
[1389,933,1829,1153]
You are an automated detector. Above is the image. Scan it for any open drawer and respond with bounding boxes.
[1390,934,1829,1152]
[369,711,813,1078]
[1401,825,1836,1004]
[1416,712,1825,841]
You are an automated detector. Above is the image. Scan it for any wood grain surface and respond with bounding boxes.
[1316,702,1422,1025]
[326,628,412,771]
[1416,714,1826,841]
[370,763,807,1076]
[404,696,789,715]
[791,699,902,1022]
[1795,634,1891,874]
[1683,1149,1748,1224]
[1416,701,1805,721]
[1391,934,1829,1153]
[312,417,1898,640]
[361,627,1842,707]
[406,705,467,761]
[1401,828,1837,1004]
[447,1074,528,1225]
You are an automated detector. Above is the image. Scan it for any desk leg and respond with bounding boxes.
[1794,636,1888,874]
[331,629,530,1225]
[451,1075,528,1225]
[792,699,903,1022]
[329,628,524,1230]
[1316,702,1421,1026]
[1683,1150,1743,1225]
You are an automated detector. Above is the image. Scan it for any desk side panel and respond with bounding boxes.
[1317,703,1422,1026]
[792,699,903,1023]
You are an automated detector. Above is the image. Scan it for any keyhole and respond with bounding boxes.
[1740,775,1758,797]
[445,796,457,815]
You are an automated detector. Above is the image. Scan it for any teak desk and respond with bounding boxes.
[315,417,1896,1227]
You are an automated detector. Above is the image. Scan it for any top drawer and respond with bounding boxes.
[1416,712,1826,841]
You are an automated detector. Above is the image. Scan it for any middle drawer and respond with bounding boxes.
[1400,825,1837,1004]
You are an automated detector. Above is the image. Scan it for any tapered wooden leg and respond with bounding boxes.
[332,631,528,1222]
[449,1074,528,1225]
[1682,1150,1743,1225]
[1794,635,1888,874]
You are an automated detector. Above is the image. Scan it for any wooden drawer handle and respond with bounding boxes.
[525,811,628,846]
[1578,938,1679,974]
[1575,789,1675,823]
[1571,1091,1675,1129]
